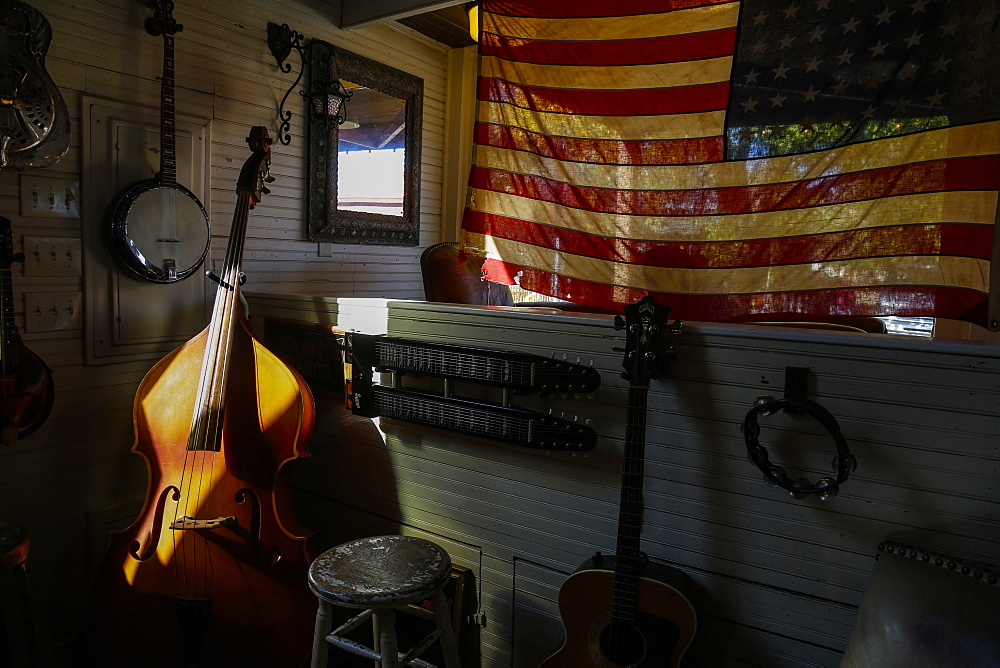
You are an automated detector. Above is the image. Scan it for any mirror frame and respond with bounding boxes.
[305,41,423,246]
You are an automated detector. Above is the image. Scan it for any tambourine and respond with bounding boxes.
[742,396,856,500]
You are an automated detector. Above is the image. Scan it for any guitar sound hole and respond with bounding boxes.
[598,612,681,667]
[600,620,646,666]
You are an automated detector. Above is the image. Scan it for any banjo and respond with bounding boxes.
[108,0,209,283]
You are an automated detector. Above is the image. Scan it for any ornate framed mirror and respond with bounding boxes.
[305,41,423,246]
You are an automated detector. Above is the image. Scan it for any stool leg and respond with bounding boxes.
[310,599,333,668]
[14,564,39,668]
[431,590,461,668]
[373,608,397,668]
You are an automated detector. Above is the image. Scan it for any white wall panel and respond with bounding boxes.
[246,294,1000,667]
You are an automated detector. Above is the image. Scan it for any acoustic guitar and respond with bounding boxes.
[0,217,54,445]
[542,296,696,668]
[107,0,209,283]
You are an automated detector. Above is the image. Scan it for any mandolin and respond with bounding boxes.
[0,216,54,445]
[541,296,696,668]
[88,127,317,666]
[107,0,209,283]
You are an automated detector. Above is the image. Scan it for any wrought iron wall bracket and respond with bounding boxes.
[267,22,352,146]
[267,22,305,145]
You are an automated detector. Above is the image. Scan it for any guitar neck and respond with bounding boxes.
[159,32,177,187]
[0,267,16,367]
[611,382,649,623]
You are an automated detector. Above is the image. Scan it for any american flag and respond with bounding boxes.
[460,0,1000,327]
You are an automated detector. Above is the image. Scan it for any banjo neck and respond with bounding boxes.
[158,25,177,187]
[146,0,182,187]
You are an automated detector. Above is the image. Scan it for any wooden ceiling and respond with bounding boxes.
[397,4,477,48]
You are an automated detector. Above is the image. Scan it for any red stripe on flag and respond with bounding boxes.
[464,214,994,267]
[475,123,724,165]
[479,78,729,116]
[487,0,735,19]
[480,28,738,66]
[470,155,1000,216]
[481,259,990,324]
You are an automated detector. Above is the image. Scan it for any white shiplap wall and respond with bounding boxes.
[245,294,1000,668]
[0,1,449,664]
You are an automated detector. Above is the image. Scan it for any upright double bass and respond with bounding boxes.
[89,127,317,667]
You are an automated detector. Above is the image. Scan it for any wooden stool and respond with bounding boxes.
[308,535,461,668]
[0,521,38,668]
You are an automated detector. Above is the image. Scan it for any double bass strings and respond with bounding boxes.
[172,186,253,600]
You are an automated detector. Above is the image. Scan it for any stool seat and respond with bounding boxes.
[309,535,452,608]
[308,535,462,668]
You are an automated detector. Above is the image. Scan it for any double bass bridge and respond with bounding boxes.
[169,515,237,531]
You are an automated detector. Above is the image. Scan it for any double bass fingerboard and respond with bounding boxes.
[343,333,600,451]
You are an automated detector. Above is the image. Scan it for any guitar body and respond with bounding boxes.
[542,556,697,668]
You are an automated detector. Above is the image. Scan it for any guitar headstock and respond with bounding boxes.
[614,296,681,386]
[146,0,183,36]
[237,126,274,209]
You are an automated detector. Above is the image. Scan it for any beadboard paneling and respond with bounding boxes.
[246,294,1000,668]
[0,1,450,664]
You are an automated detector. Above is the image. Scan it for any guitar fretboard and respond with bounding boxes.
[354,333,600,394]
[375,339,535,387]
[0,266,19,369]
[0,220,20,370]
[612,383,649,623]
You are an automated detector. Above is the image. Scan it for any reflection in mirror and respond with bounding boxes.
[305,42,423,246]
[338,83,405,217]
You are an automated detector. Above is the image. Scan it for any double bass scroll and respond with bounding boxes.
[88,127,317,667]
